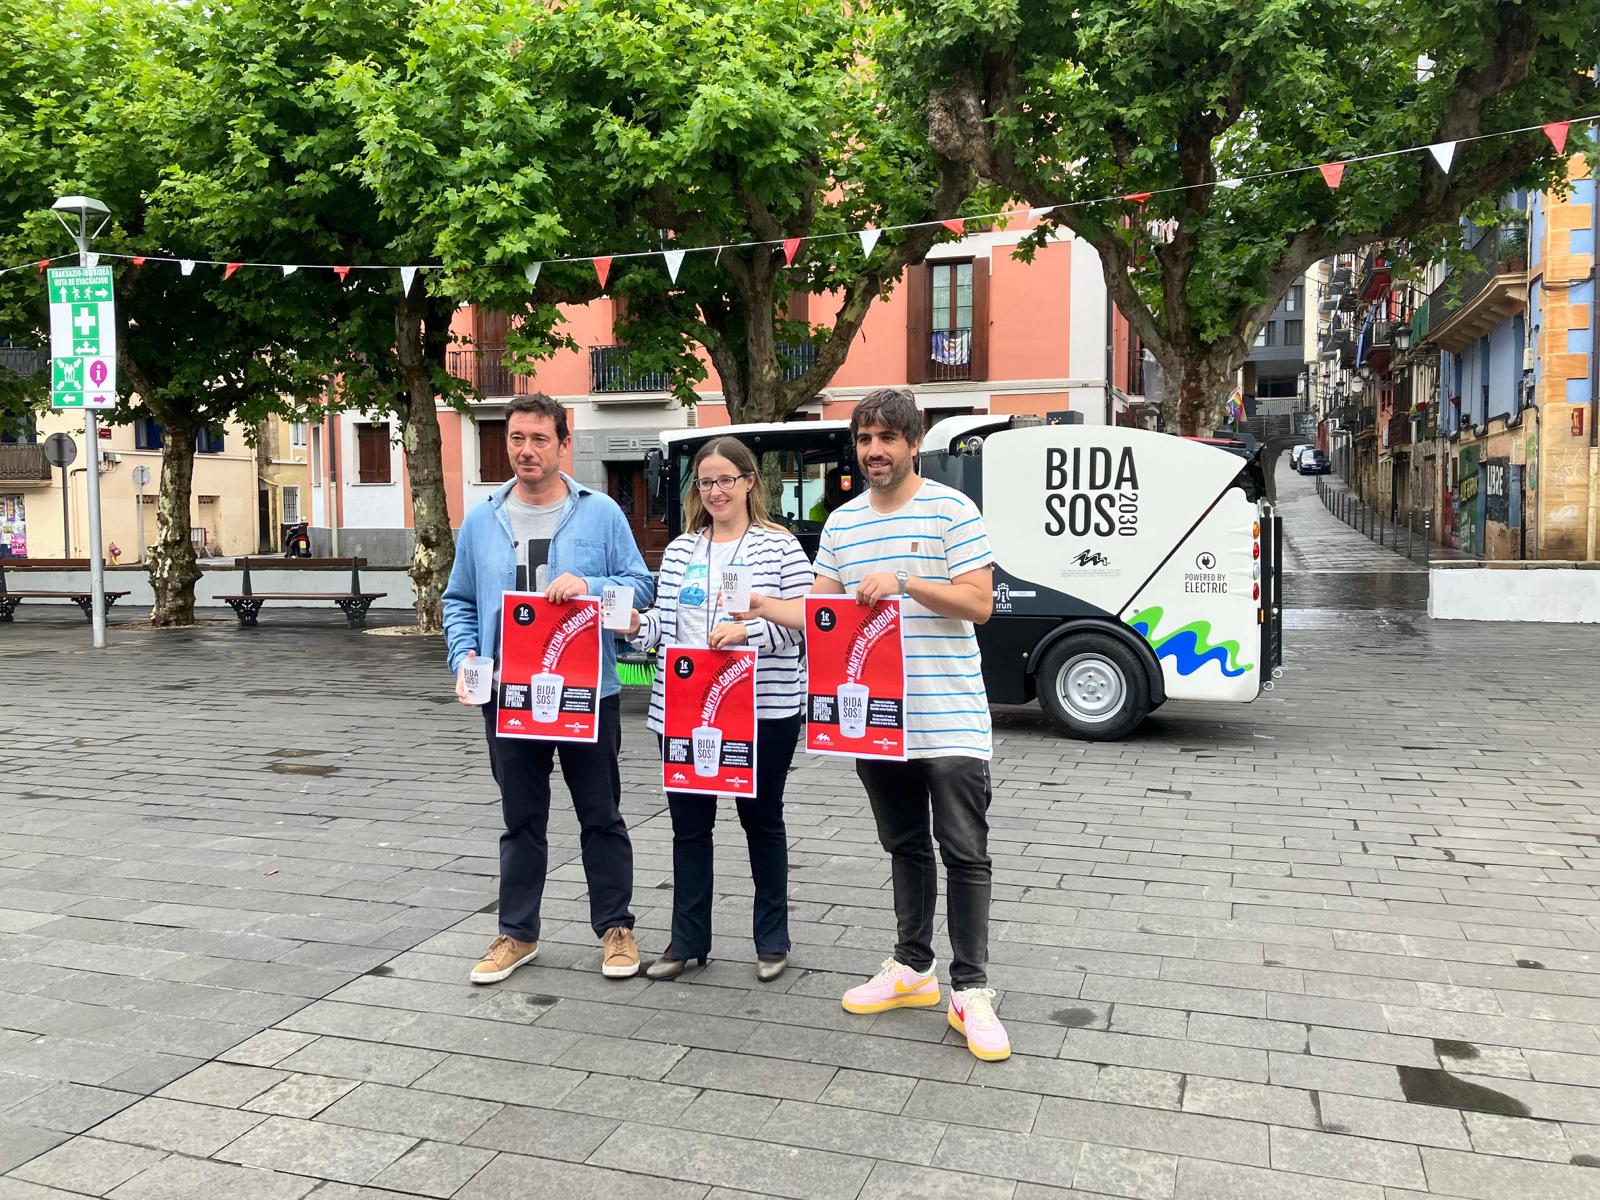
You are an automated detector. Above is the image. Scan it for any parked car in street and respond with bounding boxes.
[1299,449,1332,475]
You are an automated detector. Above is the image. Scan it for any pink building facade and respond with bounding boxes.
[306,225,1147,564]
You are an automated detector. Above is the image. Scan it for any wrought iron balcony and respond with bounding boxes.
[0,347,46,379]
[448,347,517,396]
[1385,410,1413,449]
[779,341,817,384]
[1421,221,1528,352]
[926,328,974,382]
[1357,248,1393,303]
[590,345,671,393]
[0,443,51,484]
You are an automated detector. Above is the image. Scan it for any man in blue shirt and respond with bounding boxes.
[444,393,654,984]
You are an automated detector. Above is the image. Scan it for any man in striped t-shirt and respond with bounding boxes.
[744,388,1009,1062]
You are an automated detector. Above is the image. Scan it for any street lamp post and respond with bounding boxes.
[51,195,111,649]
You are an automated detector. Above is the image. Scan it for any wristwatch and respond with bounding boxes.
[895,569,909,595]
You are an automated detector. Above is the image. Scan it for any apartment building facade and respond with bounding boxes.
[308,226,1149,565]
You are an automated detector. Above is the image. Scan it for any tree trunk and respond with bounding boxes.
[1163,350,1238,438]
[148,422,201,627]
[395,293,455,634]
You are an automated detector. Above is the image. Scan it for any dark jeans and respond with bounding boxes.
[856,755,992,989]
[660,714,801,959]
[481,695,634,942]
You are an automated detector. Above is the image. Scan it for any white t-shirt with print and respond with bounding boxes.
[814,480,993,760]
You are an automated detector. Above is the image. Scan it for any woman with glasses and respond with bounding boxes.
[625,437,814,981]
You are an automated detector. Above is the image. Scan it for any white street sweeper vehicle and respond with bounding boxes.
[647,415,1283,740]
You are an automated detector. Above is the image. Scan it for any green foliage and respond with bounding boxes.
[892,0,1600,427]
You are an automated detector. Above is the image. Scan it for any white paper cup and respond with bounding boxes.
[601,584,634,631]
[530,672,565,723]
[719,564,752,613]
[692,725,723,777]
[459,657,494,705]
[837,682,869,739]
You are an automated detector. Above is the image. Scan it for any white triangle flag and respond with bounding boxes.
[858,228,881,258]
[179,259,196,276]
[1028,206,1056,221]
[85,252,100,268]
[524,262,542,290]
[400,266,418,294]
[281,264,298,276]
[1428,141,1457,173]
[1217,178,1243,189]
[662,248,686,283]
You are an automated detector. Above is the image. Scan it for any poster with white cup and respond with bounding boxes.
[661,646,758,796]
[804,595,905,760]
[496,593,603,742]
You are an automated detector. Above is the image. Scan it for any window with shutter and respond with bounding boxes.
[477,419,511,483]
[356,423,391,484]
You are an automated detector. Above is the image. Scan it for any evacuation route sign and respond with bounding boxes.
[48,266,117,410]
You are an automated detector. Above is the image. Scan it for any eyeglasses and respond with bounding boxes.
[694,473,750,492]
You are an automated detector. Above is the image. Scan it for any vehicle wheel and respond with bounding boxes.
[1035,632,1151,741]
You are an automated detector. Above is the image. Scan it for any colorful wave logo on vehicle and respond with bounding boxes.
[1126,606,1253,678]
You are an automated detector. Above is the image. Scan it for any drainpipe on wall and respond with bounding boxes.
[1104,290,1115,426]
[327,409,341,558]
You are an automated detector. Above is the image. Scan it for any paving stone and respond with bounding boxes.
[902,1079,1041,1133]
[677,1089,780,1138]
[103,1154,318,1200]
[816,1069,917,1115]
[552,1033,687,1081]
[1418,1146,1600,1200]
[10,1137,167,1196]
[1033,1097,1268,1167]
[757,1098,947,1165]
[588,1121,872,1199]
[457,1150,708,1199]
[1172,1158,1382,1200]
[929,1124,1082,1190]
[92,1096,267,1156]
[665,1048,837,1102]
[244,1073,361,1119]
[1092,1066,1182,1111]
[1061,1030,1268,1084]
[1462,1112,1572,1162]
[318,1081,501,1143]
[273,1036,446,1087]
[409,1054,586,1107]
[467,1103,618,1160]
[1181,1077,1318,1128]
[0,1121,67,1175]
[553,1073,701,1123]
[3,1083,138,1134]
[1314,1092,1470,1150]
[856,1161,1018,1200]
[1268,1127,1426,1189]
[1073,1143,1177,1200]
[368,1140,496,1198]
[216,1114,417,1185]
[218,1030,318,1067]
[156,1062,285,1108]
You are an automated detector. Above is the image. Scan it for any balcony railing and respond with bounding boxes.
[0,347,46,379]
[1385,410,1413,449]
[779,341,817,384]
[1357,248,1392,303]
[0,443,51,484]
[448,347,517,396]
[590,345,671,393]
[926,328,974,382]
[1425,222,1527,332]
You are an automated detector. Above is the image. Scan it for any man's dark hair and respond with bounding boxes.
[505,392,569,442]
[850,387,923,443]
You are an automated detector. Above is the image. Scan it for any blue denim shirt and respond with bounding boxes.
[442,475,655,698]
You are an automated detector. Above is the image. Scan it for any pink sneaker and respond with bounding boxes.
[949,987,1010,1061]
[841,959,941,1014]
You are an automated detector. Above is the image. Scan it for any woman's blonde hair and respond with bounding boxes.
[682,437,784,533]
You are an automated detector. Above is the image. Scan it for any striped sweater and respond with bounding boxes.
[632,525,814,734]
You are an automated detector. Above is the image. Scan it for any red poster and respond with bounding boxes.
[804,595,906,760]
[661,646,759,797]
[496,593,603,743]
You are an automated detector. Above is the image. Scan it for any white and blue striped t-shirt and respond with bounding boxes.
[814,480,993,760]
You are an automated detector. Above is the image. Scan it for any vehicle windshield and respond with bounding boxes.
[671,442,855,539]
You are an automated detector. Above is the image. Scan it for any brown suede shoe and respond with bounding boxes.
[601,927,640,978]
[470,934,538,984]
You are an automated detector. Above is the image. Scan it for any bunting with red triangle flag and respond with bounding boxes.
[1318,162,1346,189]
[1544,121,1571,154]
[593,256,613,290]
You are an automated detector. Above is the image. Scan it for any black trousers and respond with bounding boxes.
[482,695,634,941]
[660,713,801,959]
[856,755,992,989]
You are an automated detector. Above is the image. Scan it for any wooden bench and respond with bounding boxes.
[0,560,131,623]
[217,557,385,628]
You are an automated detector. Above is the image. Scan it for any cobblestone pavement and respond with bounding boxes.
[2,461,1599,1200]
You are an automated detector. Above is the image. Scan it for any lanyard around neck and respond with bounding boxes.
[698,525,750,646]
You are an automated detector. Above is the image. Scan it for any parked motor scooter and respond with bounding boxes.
[282,521,312,557]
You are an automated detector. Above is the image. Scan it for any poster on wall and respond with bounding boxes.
[804,595,906,760]
[661,646,758,797]
[495,593,602,743]
[0,495,26,557]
